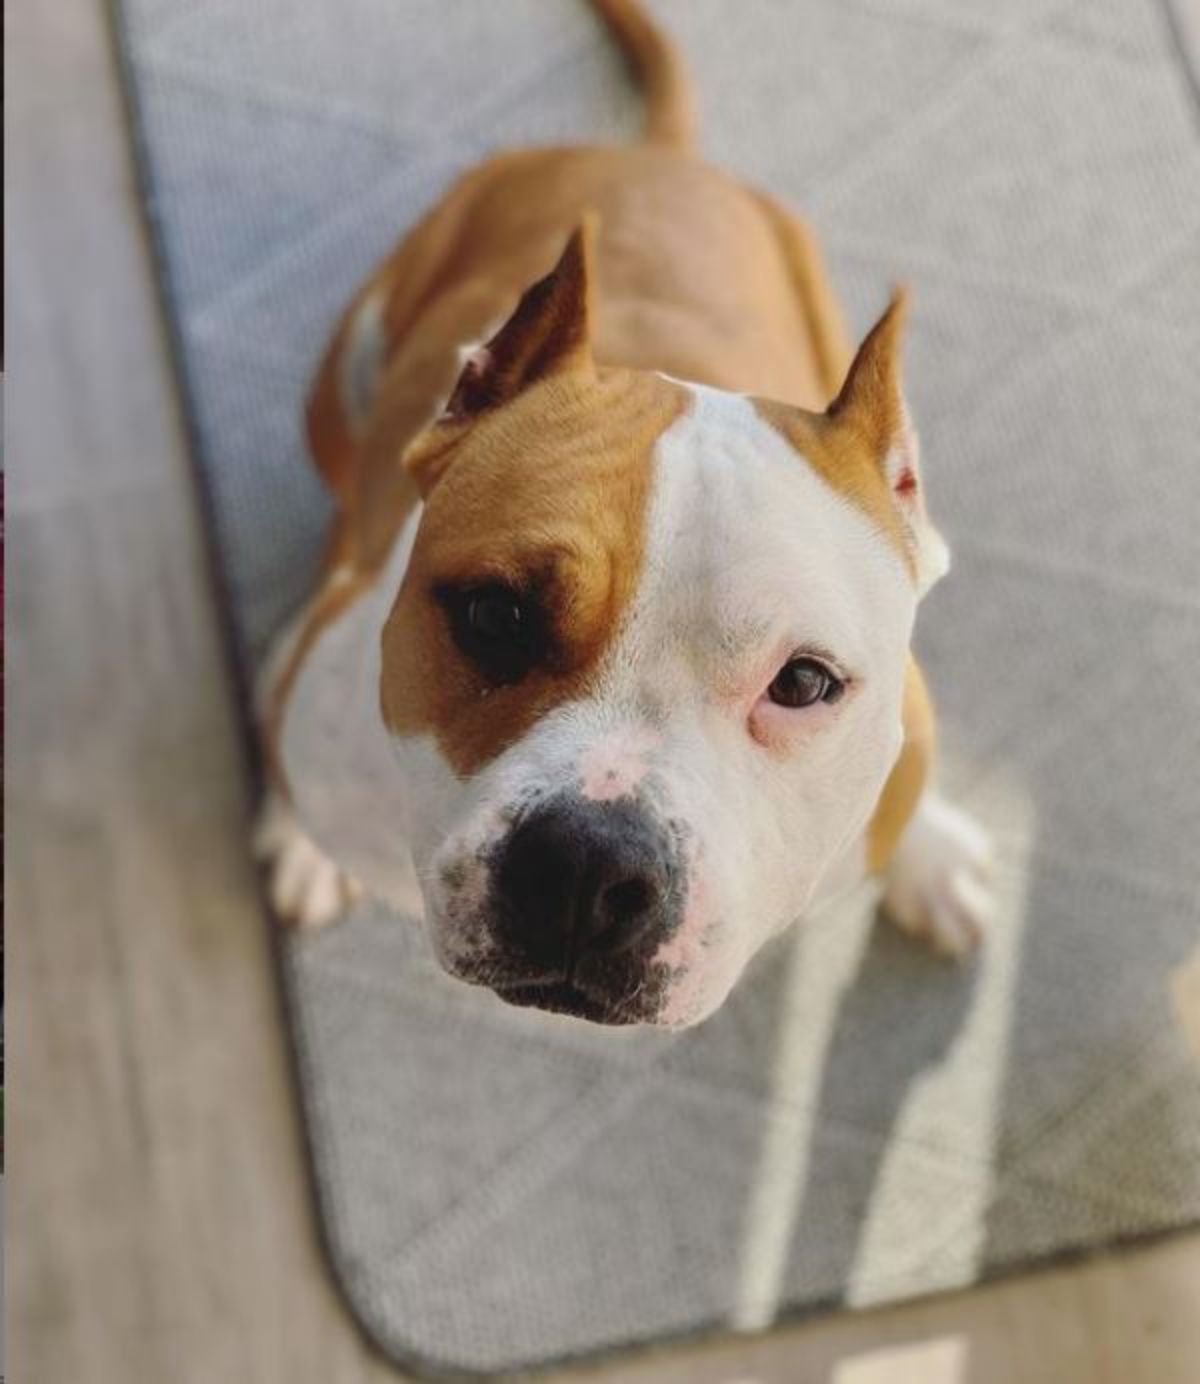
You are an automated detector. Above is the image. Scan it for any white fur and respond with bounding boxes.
[254,791,363,928]
[274,508,428,916]
[881,791,994,958]
[884,399,950,596]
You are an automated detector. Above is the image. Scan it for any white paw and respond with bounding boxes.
[254,793,361,930]
[882,794,994,959]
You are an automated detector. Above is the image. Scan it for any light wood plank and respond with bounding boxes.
[593,1237,1200,1384]
[6,2,395,1381]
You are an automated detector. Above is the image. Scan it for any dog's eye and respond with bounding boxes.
[439,583,543,683]
[466,588,525,644]
[767,656,844,709]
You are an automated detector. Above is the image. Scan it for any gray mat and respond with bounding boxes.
[116,0,1200,1375]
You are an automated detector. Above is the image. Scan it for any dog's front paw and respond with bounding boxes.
[254,793,361,929]
[882,793,993,959]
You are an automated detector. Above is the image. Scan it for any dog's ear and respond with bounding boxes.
[445,218,596,420]
[826,289,948,594]
[403,220,597,495]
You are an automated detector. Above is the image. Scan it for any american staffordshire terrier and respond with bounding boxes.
[257,0,993,1028]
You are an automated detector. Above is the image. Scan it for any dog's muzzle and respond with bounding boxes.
[481,793,685,1023]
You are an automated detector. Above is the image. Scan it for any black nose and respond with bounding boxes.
[494,796,674,973]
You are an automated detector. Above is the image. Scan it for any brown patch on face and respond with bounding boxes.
[753,290,917,578]
[380,369,688,776]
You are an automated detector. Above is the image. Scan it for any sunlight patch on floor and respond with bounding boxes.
[732,765,1037,1330]
[848,769,1035,1301]
[831,1333,969,1384]
[731,882,879,1331]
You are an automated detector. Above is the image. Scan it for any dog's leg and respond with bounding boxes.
[253,790,362,930]
[881,791,993,959]
[253,592,365,931]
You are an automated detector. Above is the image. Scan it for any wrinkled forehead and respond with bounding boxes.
[626,387,915,680]
[415,370,686,578]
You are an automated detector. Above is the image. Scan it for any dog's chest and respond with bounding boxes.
[279,511,425,902]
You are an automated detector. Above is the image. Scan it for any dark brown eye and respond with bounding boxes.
[437,582,544,684]
[467,589,525,644]
[767,657,844,709]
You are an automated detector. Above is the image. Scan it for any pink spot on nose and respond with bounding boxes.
[578,727,660,803]
[895,467,918,497]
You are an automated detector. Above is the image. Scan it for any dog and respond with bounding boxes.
[256,0,993,1029]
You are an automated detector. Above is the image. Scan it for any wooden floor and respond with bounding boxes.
[7,3,1199,1381]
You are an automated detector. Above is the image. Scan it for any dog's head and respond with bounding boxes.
[380,224,947,1028]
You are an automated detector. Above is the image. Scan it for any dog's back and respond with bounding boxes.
[305,0,850,570]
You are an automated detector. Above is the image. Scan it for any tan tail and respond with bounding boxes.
[590,0,697,149]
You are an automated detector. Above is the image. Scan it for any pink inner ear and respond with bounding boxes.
[895,466,918,497]
[463,344,492,376]
[440,345,494,421]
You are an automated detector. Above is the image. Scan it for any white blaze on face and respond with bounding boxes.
[578,724,661,802]
[577,385,918,1024]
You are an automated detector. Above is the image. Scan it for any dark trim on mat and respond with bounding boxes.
[101,1,401,1375]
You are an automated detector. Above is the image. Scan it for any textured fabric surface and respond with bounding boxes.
[116,0,1200,1375]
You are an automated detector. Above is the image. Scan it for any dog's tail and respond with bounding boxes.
[589,0,697,150]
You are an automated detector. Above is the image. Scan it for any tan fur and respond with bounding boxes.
[750,190,854,399]
[827,288,911,458]
[868,657,935,873]
[272,0,935,870]
[381,369,686,777]
[589,0,697,148]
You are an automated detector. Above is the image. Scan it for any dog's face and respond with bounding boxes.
[380,226,947,1028]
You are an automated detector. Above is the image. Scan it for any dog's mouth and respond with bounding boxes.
[490,976,646,1025]
[444,953,672,1025]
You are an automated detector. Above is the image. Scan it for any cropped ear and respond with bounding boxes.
[443,218,596,422]
[827,289,948,595]
[402,220,597,496]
